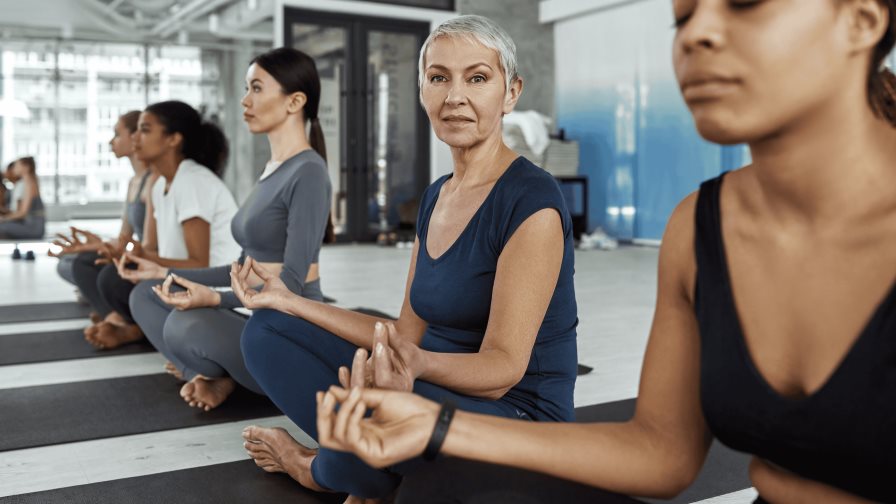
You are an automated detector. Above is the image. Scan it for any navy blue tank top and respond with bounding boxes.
[410,157,579,422]
[695,173,896,502]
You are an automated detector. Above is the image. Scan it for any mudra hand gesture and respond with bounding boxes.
[337,321,425,393]
[229,256,291,311]
[316,386,440,469]
[152,274,221,310]
[115,251,167,283]
[48,227,103,257]
[96,237,142,266]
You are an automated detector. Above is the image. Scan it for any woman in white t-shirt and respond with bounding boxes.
[85,101,240,349]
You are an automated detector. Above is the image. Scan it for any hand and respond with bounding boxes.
[230,256,292,311]
[48,227,103,257]
[95,241,124,266]
[152,274,221,310]
[114,252,168,283]
[338,322,424,393]
[316,386,440,468]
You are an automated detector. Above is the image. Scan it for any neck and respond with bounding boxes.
[156,153,185,183]
[268,118,312,162]
[129,155,146,177]
[746,98,896,225]
[449,132,517,187]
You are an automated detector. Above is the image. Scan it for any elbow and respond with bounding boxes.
[647,465,700,500]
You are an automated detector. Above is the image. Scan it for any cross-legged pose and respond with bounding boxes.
[85,100,240,349]
[317,2,896,503]
[0,156,45,240]
[128,47,333,411]
[51,111,154,323]
[232,15,578,503]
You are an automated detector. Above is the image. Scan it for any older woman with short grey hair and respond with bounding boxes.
[235,14,578,502]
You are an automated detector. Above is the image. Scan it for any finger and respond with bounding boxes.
[161,274,175,295]
[170,273,198,290]
[239,257,254,286]
[251,257,274,281]
[345,398,367,449]
[338,366,351,389]
[334,387,363,442]
[317,390,337,446]
[373,342,393,387]
[351,348,368,389]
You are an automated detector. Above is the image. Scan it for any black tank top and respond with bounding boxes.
[694,173,896,502]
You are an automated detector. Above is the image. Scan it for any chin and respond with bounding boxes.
[435,132,479,149]
[691,111,753,145]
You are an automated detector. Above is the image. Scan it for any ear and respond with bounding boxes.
[168,131,184,151]
[502,76,524,115]
[844,0,890,54]
[286,91,308,115]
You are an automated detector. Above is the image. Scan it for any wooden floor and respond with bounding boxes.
[0,241,756,503]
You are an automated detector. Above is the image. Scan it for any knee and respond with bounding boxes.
[240,309,280,363]
[163,309,208,353]
[129,280,162,317]
[95,264,119,296]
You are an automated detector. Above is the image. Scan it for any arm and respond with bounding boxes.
[749,458,874,503]
[415,208,563,399]
[141,182,159,253]
[319,193,711,499]
[277,163,330,294]
[117,178,134,239]
[143,217,210,268]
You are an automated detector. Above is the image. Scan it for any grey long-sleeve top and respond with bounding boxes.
[170,150,332,308]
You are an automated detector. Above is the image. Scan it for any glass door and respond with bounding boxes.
[285,8,430,242]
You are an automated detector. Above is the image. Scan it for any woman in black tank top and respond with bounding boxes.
[308,3,896,502]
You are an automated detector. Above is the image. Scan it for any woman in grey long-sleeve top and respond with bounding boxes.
[128,47,334,410]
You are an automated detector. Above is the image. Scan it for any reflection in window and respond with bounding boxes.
[1,40,221,206]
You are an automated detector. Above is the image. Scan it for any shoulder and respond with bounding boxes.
[498,157,563,201]
[422,174,451,204]
[660,189,699,304]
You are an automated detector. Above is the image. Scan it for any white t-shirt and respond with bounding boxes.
[152,159,241,266]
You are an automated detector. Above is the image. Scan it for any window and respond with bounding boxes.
[0,39,222,208]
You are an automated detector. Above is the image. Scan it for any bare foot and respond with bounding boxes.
[89,311,102,324]
[180,375,235,411]
[104,311,126,326]
[164,361,185,381]
[85,321,143,349]
[242,426,328,492]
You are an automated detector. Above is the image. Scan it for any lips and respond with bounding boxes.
[442,115,474,122]
[680,74,741,101]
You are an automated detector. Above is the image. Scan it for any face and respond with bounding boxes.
[241,63,304,134]
[133,112,177,163]
[109,119,135,159]
[420,36,521,149]
[10,162,24,178]
[672,0,856,144]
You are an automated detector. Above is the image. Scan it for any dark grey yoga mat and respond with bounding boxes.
[0,301,91,323]
[0,374,281,452]
[0,329,155,365]
[0,460,344,504]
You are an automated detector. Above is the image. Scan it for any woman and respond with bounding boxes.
[231,15,578,502]
[51,111,153,322]
[85,101,240,349]
[127,47,333,411]
[318,2,896,503]
[0,156,45,241]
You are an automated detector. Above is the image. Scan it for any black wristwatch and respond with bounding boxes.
[422,400,456,461]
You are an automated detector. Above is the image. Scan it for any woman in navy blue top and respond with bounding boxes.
[231,14,577,501]
[316,3,896,503]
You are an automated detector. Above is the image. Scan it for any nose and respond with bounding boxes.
[675,1,727,55]
[445,80,468,107]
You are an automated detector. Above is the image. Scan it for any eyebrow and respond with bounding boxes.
[426,62,494,72]
[248,79,263,85]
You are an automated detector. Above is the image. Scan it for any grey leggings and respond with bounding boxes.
[128,279,263,393]
[0,216,45,239]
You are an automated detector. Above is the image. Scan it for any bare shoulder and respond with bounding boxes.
[659,191,699,304]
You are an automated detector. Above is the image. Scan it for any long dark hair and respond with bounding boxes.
[866,0,896,126]
[251,47,335,243]
[144,100,229,177]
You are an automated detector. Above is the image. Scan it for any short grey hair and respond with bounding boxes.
[418,15,519,91]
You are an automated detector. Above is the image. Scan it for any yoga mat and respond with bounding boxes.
[0,329,155,366]
[2,460,344,504]
[575,399,752,504]
[0,302,91,324]
[0,374,281,452]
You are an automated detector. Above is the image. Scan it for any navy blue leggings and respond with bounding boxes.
[240,309,520,498]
